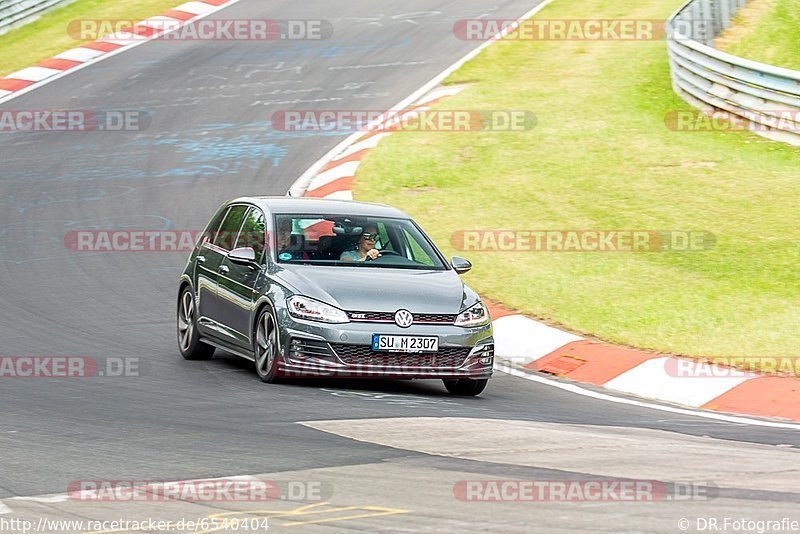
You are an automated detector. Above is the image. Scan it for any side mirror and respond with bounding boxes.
[228,247,257,266]
[451,256,472,274]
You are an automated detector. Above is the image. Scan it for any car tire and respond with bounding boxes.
[254,305,281,383]
[442,378,488,396]
[177,287,215,360]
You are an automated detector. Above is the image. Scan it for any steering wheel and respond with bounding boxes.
[365,250,401,261]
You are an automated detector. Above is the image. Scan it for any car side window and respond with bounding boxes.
[200,206,229,248]
[213,205,248,251]
[235,207,266,261]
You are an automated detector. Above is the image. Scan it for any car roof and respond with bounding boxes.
[229,196,411,219]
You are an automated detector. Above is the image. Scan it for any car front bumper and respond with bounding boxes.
[276,312,494,379]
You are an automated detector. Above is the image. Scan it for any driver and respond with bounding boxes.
[340,226,381,261]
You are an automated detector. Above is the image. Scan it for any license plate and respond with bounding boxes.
[371,334,438,353]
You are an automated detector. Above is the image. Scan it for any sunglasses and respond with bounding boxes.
[361,232,379,240]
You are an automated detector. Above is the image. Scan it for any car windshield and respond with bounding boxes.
[273,214,449,270]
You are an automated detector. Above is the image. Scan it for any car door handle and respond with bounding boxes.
[197,255,206,263]
[219,265,230,274]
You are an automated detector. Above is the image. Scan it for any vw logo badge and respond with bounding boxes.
[394,309,413,328]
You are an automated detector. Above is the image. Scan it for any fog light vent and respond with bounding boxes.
[289,337,335,362]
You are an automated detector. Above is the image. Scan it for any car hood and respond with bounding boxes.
[274,265,476,313]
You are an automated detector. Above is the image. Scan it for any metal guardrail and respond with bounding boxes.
[666,0,800,145]
[0,0,76,35]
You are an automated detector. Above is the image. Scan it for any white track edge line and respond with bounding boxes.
[494,360,800,430]
[0,0,247,106]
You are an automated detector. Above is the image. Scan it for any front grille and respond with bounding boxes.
[347,311,394,322]
[414,313,457,324]
[330,343,471,368]
[347,311,456,325]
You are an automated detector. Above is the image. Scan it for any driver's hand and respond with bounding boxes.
[366,249,381,260]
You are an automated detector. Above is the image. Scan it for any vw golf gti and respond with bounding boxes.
[177,197,494,395]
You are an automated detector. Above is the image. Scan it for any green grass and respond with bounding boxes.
[720,0,800,70]
[0,0,181,77]
[355,0,800,358]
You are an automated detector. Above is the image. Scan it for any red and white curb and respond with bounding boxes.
[0,0,239,104]
[289,84,800,424]
[301,86,464,201]
[485,303,800,421]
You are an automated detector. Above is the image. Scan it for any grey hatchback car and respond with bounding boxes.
[178,197,494,395]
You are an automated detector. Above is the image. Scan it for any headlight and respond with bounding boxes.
[454,302,490,328]
[287,296,349,324]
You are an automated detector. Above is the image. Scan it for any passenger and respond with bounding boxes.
[276,219,308,261]
[340,226,381,261]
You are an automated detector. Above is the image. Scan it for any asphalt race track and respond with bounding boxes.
[1,1,799,532]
